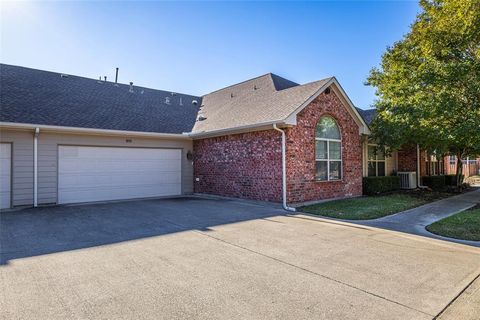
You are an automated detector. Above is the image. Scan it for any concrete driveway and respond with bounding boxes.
[1,197,479,320]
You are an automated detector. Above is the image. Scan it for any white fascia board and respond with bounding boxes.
[330,78,371,135]
[187,120,290,139]
[0,122,192,140]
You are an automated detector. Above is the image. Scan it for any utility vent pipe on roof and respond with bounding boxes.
[129,82,134,93]
[115,68,119,83]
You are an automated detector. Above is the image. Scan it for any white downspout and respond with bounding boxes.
[34,127,40,207]
[273,124,296,212]
[416,144,427,188]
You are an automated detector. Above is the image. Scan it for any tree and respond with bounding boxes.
[366,0,480,186]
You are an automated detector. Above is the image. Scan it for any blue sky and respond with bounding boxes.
[1,1,419,109]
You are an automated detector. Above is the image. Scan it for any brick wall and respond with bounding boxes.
[285,90,363,203]
[397,145,427,176]
[193,130,283,202]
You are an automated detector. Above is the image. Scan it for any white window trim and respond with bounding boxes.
[315,137,342,181]
[367,144,386,177]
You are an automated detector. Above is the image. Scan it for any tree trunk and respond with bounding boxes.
[456,153,463,187]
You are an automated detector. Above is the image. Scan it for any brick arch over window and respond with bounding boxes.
[315,116,342,181]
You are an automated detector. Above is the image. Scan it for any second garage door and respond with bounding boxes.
[58,146,182,204]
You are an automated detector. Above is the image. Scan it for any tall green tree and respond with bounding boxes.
[367,0,480,185]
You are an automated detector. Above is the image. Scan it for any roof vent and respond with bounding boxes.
[104,76,107,82]
[254,85,257,90]
[171,92,176,96]
[197,115,207,121]
[179,97,183,106]
[230,93,234,98]
[97,76,102,84]
[165,97,171,105]
[192,100,198,105]
[60,74,68,78]
[325,87,331,94]
[129,82,134,93]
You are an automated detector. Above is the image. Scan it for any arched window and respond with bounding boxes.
[315,116,342,180]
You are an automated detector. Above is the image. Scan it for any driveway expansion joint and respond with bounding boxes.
[163,218,434,317]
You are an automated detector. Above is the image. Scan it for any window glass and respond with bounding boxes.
[329,141,341,160]
[316,116,340,139]
[329,161,342,180]
[377,162,386,176]
[315,116,341,181]
[368,162,377,177]
[368,146,376,160]
[377,148,385,160]
[316,161,328,181]
[315,141,328,159]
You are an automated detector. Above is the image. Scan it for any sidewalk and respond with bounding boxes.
[354,188,480,247]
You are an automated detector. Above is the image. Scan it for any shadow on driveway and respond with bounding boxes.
[0,197,284,265]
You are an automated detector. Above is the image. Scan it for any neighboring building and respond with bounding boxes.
[1,63,374,210]
[356,108,480,183]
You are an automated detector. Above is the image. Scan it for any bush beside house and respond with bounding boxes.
[363,176,400,195]
[422,175,446,190]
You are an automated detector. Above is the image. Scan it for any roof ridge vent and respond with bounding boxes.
[60,74,68,78]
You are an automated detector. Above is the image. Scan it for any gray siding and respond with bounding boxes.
[0,129,34,206]
[1,128,194,206]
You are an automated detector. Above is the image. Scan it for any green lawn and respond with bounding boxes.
[300,192,451,220]
[426,207,480,241]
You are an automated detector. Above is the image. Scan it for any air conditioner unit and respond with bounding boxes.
[398,172,417,189]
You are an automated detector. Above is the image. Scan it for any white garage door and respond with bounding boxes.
[0,143,12,209]
[58,146,182,204]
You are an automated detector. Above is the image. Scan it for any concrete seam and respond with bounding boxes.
[432,273,480,320]
[163,218,434,317]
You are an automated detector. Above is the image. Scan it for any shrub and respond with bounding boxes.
[445,174,464,186]
[363,176,401,195]
[422,175,446,190]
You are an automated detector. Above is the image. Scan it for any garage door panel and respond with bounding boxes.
[58,146,182,204]
[59,171,181,188]
[0,143,11,209]
[59,159,181,173]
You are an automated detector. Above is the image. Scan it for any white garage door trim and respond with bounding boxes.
[0,143,12,209]
[58,145,182,204]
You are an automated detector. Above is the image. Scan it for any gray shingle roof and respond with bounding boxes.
[0,64,201,134]
[192,73,332,133]
[1,64,356,135]
[355,107,376,125]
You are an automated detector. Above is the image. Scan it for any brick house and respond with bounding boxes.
[1,64,375,210]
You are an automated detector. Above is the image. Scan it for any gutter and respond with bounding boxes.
[186,119,292,139]
[33,127,40,207]
[273,124,296,212]
[0,122,191,140]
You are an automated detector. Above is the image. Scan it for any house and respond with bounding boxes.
[1,63,375,210]
[357,108,480,184]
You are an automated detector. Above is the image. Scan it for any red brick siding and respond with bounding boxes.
[397,146,417,172]
[397,145,428,176]
[285,91,363,203]
[193,130,282,202]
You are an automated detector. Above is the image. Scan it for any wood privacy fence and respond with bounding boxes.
[447,161,480,178]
